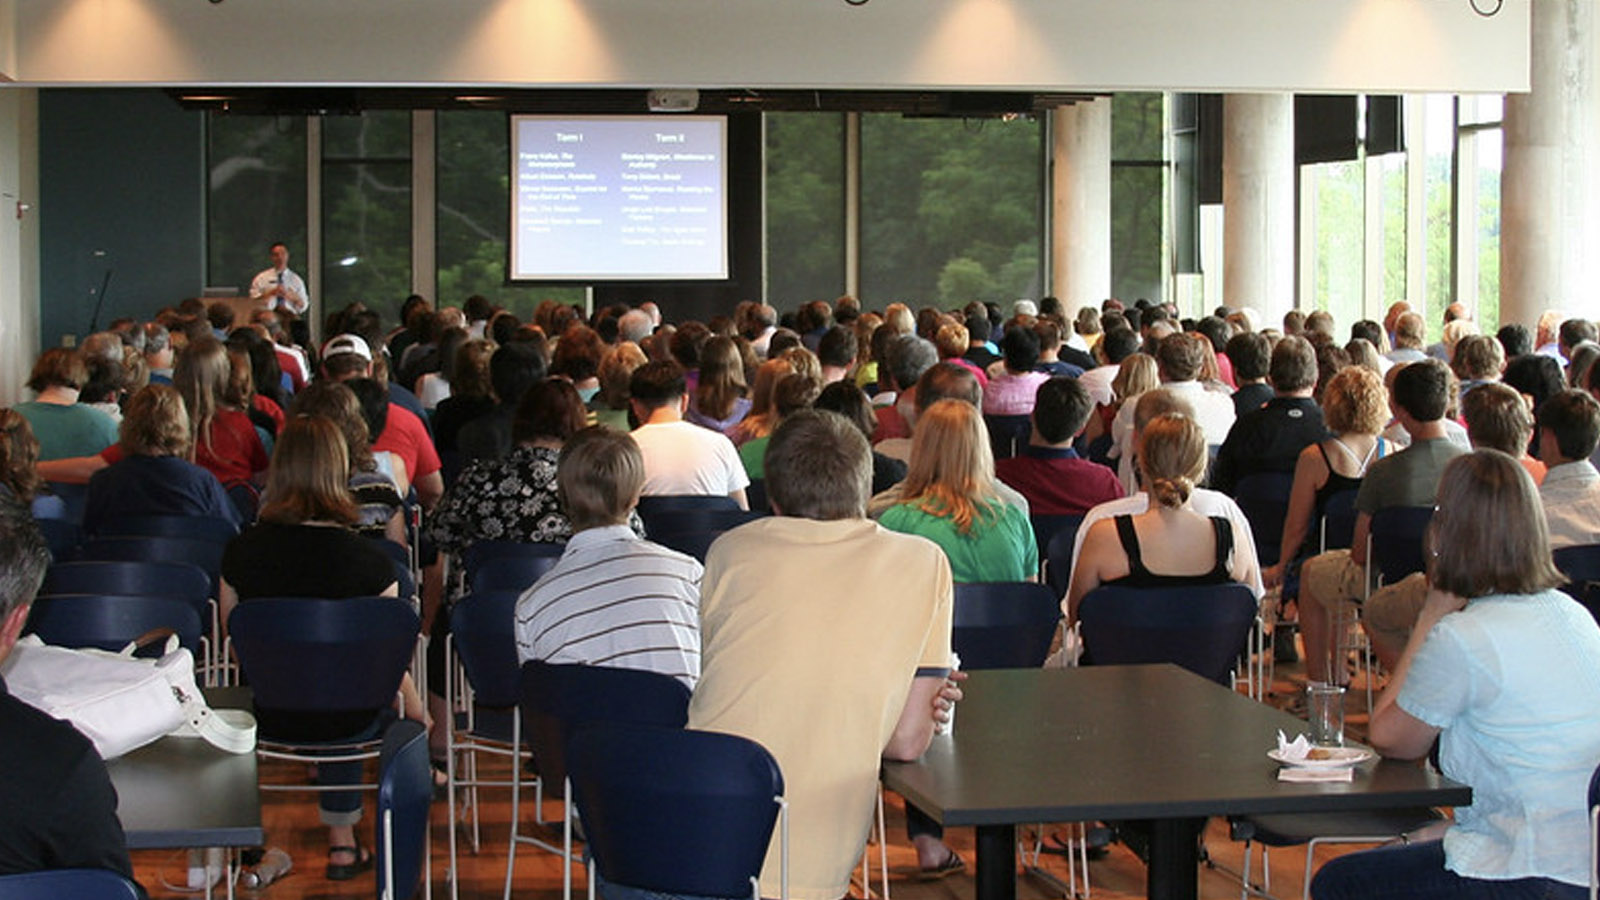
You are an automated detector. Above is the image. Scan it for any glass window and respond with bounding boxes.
[860,114,1044,307]
[321,111,412,312]
[1112,93,1167,305]
[1376,152,1408,314]
[1422,94,1456,335]
[207,116,307,294]
[1303,159,1365,328]
[765,112,846,307]
[435,111,585,319]
[1467,127,1502,330]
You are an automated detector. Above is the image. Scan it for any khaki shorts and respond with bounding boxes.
[1364,572,1429,648]
[1298,549,1372,615]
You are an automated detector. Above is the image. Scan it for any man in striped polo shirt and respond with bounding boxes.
[513,426,702,688]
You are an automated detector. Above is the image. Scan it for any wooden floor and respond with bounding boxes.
[130,645,1399,900]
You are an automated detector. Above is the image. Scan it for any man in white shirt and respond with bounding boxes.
[628,360,749,508]
[1077,326,1138,410]
[1538,390,1600,549]
[248,242,310,317]
[1109,331,1235,494]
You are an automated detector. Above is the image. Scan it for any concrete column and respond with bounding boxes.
[1222,94,1295,324]
[1050,98,1111,318]
[0,88,39,405]
[1501,0,1599,326]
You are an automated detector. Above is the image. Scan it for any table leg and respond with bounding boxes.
[1145,817,1204,900]
[974,823,1016,900]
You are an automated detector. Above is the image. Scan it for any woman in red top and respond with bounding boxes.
[175,337,268,489]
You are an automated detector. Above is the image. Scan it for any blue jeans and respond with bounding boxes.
[1312,840,1587,900]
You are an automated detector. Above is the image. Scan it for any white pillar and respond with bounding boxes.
[0,87,40,406]
[1050,98,1111,318]
[1222,94,1295,326]
[1501,0,1600,326]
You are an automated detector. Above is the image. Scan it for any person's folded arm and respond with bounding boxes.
[883,674,947,762]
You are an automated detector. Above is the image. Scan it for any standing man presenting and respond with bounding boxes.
[249,242,310,346]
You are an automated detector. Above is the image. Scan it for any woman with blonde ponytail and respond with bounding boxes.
[1067,412,1256,622]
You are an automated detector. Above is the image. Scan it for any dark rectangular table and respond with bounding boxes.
[881,665,1470,900]
[107,687,262,850]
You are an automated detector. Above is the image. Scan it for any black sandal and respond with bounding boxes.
[326,843,373,881]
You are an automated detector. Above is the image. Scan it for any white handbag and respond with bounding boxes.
[0,634,256,760]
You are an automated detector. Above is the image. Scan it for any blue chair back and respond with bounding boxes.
[450,591,524,709]
[952,582,1061,669]
[984,414,1032,461]
[26,594,204,656]
[0,869,143,899]
[377,719,432,900]
[1044,520,1085,598]
[745,479,770,514]
[1369,506,1434,584]
[1553,544,1600,625]
[636,494,739,520]
[1077,583,1258,686]
[1031,514,1084,570]
[43,560,211,612]
[364,537,418,600]
[228,597,420,713]
[519,661,690,786]
[570,721,782,898]
[1233,472,1295,566]
[461,540,564,587]
[226,483,259,523]
[640,508,764,562]
[77,536,225,596]
[1319,488,1359,552]
[38,482,88,525]
[471,553,563,594]
[95,514,239,543]
[33,517,82,561]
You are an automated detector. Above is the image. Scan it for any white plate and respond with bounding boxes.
[1267,746,1374,769]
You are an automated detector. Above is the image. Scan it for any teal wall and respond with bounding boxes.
[39,89,204,346]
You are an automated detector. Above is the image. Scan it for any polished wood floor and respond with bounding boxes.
[130,645,1397,900]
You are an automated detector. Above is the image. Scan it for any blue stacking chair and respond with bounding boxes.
[1233,472,1295,567]
[367,536,419,602]
[444,590,558,900]
[42,560,211,612]
[1076,583,1260,688]
[1318,488,1360,552]
[514,662,692,900]
[635,494,740,519]
[1041,516,1086,597]
[570,721,788,900]
[77,535,226,597]
[377,719,432,900]
[26,593,205,657]
[0,869,143,899]
[94,514,240,543]
[639,508,764,563]
[32,517,82,561]
[984,413,1032,461]
[952,582,1061,670]
[228,597,421,809]
[1553,544,1600,625]
[1366,505,1434,586]
[467,544,565,594]
[1230,807,1444,900]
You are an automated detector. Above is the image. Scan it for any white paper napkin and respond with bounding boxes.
[1276,729,1312,762]
[1278,766,1354,783]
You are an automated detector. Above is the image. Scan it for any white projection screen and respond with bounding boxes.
[509,115,729,281]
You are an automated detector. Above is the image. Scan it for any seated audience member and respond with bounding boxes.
[815,324,857,385]
[814,380,908,494]
[934,320,989,391]
[590,342,647,434]
[218,417,425,881]
[1068,412,1259,621]
[1386,312,1429,365]
[14,347,119,461]
[548,324,604,404]
[981,325,1051,417]
[1194,315,1235,387]
[1079,326,1139,409]
[322,338,443,510]
[1070,389,1263,598]
[873,334,940,443]
[1226,331,1274,417]
[1086,350,1157,456]
[882,398,1038,584]
[82,385,241,536]
[1462,382,1543,485]
[1263,366,1391,590]
[1502,353,1566,421]
[874,361,985,466]
[288,381,407,544]
[1311,450,1600,900]
[727,355,795,447]
[689,409,957,894]
[1212,335,1328,494]
[0,411,51,521]
[995,376,1124,516]
[685,335,752,434]
[143,322,175,385]
[1497,322,1533,360]
[1033,317,1085,379]
[628,361,750,508]
[1534,309,1566,362]
[0,507,142,887]
[413,326,470,410]
[1559,317,1598,363]
[175,337,269,490]
[430,339,498,457]
[961,311,1000,370]
[1109,333,1235,495]
[513,427,701,688]
[1537,390,1600,549]
[1451,333,1505,401]
[1297,358,1467,684]
[431,379,639,569]
[737,373,820,480]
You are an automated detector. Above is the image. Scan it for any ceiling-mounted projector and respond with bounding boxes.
[647,90,700,113]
